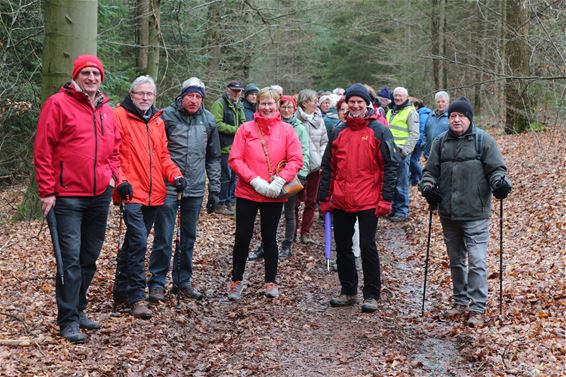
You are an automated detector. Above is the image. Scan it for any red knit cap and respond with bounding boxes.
[280,95,296,109]
[72,54,105,82]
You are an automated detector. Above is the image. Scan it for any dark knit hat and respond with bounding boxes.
[72,54,105,82]
[377,86,392,100]
[344,83,371,106]
[244,83,259,96]
[448,96,474,123]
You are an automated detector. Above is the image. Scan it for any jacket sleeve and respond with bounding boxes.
[318,126,338,202]
[277,127,303,183]
[158,121,182,184]
[378,125,400,202]
[401,109,420,156]
[228,126,257,183]
[34,97,60,197]
[206,116,222,193]
[211,100,238,135]
[114,110,129,184]
[420,137,441,191]
[482,134,511,189]
[296,124,310,179]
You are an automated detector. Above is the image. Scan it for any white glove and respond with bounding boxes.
[266,176,286,198]
[250,177,271,196]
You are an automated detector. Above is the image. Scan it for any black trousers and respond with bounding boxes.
[231,197,282,283]
[334,209,381,299]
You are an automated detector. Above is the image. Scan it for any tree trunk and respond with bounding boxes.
[205,1,222,74]
[17,0,98,221]
[431,0,440,89]
[504,0,531,134]
[241,0,255,81]
[146,0,160,79]
[40,0,98,103]
[136,0,149,73]
[441,0,448,90]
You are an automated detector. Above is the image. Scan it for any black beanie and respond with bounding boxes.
[448,96,474,123]
[345,83,371,106]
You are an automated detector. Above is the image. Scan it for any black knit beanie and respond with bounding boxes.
[345,83,371,106]
[448,96,474,123]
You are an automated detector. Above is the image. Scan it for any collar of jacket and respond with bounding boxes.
[254,111,282,135]
[391,99,411,111]
[295,106,322,126]
[120,94,158,122]
[435,109,448,117]
[242,99,256,111]
[447,123,475,139]
[223,93,243,110]
[282,115,301,128]
[62,82,108,108]
[346,108,378,131]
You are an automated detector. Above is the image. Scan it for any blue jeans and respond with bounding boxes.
[54,186,112,329]
[409,144,423,186]
[219,154,237,205]
[392,155,410,217]
[113,204,159,304]
[441,218,489,313]
[148,193,204,289]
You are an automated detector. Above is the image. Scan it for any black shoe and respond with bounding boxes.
[279,245,292,258]
[60,323,86,343]
[172,285,204,300]
[248,246,264,261]
[148,286,165,303]
[78,311,100,330]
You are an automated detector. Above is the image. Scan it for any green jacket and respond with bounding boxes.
[420,125,510,221]
[284,116,310,179]
[210,93,246,155]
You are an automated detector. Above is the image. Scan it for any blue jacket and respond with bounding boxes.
[417,107,432,146]
[423,110,449,158]
[242,98,256,122]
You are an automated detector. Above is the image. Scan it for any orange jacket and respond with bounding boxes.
[114,99,181,206]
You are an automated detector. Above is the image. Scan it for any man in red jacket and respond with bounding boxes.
[112,75,186,319]
[34,55,121,343]
[318,83,399,313]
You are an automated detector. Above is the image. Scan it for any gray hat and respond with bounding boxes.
[244,83,259,96]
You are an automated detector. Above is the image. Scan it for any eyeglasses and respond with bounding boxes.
[132,91,156,98]
[80,70,101,77]
[280,106,295,110]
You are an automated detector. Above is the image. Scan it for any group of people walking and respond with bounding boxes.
[34,54,511,343]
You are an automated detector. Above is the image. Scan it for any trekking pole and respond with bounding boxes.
[174,192,182,310]
[421,206,434,317]
[112,199,124,316]
[499,198,504,318]
[46,209,65,286]
[324,212,332,271]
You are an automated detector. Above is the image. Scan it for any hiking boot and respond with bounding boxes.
[227,280,244,300]
[279,245,292,258]
[388,214,407,222]
[60,323,86,344]
[442,304,468,319]
[78,311,100,330]
[111,296,131,316]
[248,246,264,261]
[173,285,204,300]
[148,286,165,303]
[216,204,234,216]
[361,298,379,313]
[467,311,485,327]
[131,301,152,320]
[329,294,358,307]
[265,283,280,298]
[300,234,315,244]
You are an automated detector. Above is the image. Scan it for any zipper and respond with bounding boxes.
[93,112,98,195]
[146,122,153,205]
[100,112,104,135]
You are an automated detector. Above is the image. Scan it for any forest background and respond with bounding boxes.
[1,0,565,197]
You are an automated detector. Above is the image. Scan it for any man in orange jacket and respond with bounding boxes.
[112,75,186,319]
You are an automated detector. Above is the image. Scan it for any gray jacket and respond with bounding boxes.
[161,99,221,196]
[295,107,328,173]
[420,125,510,221]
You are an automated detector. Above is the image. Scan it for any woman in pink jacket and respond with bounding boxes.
[227,87,303,300]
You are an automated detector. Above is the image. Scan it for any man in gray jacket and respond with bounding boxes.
[148,77,221,302]
[419,97,511,327]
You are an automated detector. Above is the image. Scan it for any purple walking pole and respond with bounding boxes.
[325,212,332,271]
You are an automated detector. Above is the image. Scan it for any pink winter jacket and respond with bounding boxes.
[229,112,303,203]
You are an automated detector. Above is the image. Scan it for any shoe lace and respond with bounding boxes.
[229,281,241,293]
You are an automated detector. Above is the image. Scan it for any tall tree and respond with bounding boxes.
[136,0,150,73]
[146,0,161,79]
[503,0,532,133]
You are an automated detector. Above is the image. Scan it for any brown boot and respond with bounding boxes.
[466,311,485,327]
[442,304,468,319]
[131,301,152,320]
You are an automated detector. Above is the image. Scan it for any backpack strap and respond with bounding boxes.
[438,127,484,163]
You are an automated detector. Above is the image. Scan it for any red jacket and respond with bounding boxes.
[229,112,303,203]
[113,98,181,206]
[318,111,399,212]
[34,83,121,198]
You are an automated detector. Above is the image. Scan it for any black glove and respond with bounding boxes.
[206,192,219,214]
[492,177,511,199]
[422,185,442,207]
[117,181,133,201]
[174,176,187,193]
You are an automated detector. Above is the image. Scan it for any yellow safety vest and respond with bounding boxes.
[386,105,415,147]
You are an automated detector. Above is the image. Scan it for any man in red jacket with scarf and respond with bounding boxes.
[318,83,399,313]
[34,55,121,342]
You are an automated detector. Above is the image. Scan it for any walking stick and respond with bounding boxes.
[112,199,125,316]
[324,212,332,271]
[174,192,182,310]
[421,206,434,317]
[46,209,65,286]
[499,198,504,318]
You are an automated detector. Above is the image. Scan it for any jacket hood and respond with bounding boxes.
[346,108,378,131]
[61,82,109,108]
[254,111,282,135]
